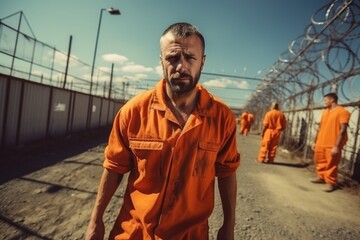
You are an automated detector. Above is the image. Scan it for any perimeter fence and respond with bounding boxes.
[0,12,128,149]
[0,12,131,100]
[245,0,360,180]
[1,2,360,180]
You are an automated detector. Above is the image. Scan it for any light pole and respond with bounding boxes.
[90,7,120,95]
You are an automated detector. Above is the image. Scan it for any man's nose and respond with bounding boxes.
[176,63,183,72]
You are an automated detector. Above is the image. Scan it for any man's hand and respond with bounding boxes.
[217,224,235,240]
[312,143,316,151]
[331,146,339,156]
[217,173,237,240]
[85,219,105,240]
[85,169,123,240]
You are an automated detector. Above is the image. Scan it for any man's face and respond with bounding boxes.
[324,96,334,108]
[160,32,205,96]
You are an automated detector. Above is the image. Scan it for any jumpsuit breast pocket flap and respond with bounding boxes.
[194,141,220,177]
[129,139,164,188]
[199,141,220,152]
[129,140,163,151]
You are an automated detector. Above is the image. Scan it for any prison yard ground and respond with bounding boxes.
[0,127,360,240]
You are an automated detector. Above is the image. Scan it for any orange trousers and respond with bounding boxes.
[239,120,248,135]
[244,123,252,136]
[313,146,342,185]
[258,129,281,162]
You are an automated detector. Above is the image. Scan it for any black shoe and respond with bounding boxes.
[310,177,325,184]
[323,184,337,192]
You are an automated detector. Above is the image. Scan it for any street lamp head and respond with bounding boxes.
[107,7,121,15]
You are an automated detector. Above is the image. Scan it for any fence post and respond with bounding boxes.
[45,87,54,138]
[63,35,72,89]
[108,63,114,98]
[15,80,25,145]
[1,77,11,148]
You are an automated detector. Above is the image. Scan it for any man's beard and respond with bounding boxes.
[165,71,201,96]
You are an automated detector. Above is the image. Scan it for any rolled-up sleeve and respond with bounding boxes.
[215,116,240,177]
[103,110,133,174]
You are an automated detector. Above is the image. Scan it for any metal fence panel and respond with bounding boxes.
[71,92,89,132]
[0,76,7,146]
[90,97,101,129]
[48,88,71,137]
[100,99,110,127]
[19,83,50,144]
[4,78,22,146]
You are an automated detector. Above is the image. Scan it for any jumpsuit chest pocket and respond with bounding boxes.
[193,141,220,178]
[129,140,163,151]
[129,139,164,191]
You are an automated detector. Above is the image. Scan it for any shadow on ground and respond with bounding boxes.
[270,162,309,168]
[0,127,111,184]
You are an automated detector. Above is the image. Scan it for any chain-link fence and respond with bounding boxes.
[0,14,129,100]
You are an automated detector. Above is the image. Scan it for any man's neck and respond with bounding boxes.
[166,87,198,115]
[165,86,199,128]
[329,103,338,110]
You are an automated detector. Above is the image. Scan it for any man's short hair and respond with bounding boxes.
[161,22,205,54]
[271,102,279,110]
[324,92,338,103]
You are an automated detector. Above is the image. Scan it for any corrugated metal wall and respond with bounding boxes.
[48,89,71,137]
[0,74,125,149]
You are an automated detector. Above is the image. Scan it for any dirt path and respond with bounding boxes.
[0,129,359,239]
[217,133,360,240]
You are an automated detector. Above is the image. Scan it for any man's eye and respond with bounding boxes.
[167,56,178,62]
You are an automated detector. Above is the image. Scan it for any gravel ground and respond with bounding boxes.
[0,128,359,240]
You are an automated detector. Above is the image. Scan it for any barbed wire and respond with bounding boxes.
[243,0,360,177]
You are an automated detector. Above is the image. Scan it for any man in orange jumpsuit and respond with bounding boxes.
[311,93,350,192]
[86,23,240,240]
[258,102,286,163]
[239,111,248,135]
[244,112,254,136]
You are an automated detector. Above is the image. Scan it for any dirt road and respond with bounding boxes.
[1,128,359,239]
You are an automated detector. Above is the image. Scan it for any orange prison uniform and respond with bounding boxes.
[314,106,350,185]
[239,112,248,135]
[258,109,286,163]
[244,113,254,136]
[104,79,240,240]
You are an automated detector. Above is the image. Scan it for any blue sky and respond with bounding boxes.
[0,0,329,108]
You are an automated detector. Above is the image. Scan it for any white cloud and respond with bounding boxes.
[155,65,163,76]
[121,64,153,73]
[31,70,47,78]
[123,73,148,81]
[98,66,111,72]
[43,51,79,68]
[102,54,128,64]
[203,78,249,89]
[113,76,127,82]
[203,79,228,88]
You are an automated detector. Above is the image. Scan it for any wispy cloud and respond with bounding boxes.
[121,64,153,73]
[155,65,163,76]
[101,53,159,78]
[202,78,249,89]
[123,73,148,81]
[102,54,128,64]
[43,51,79,67]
